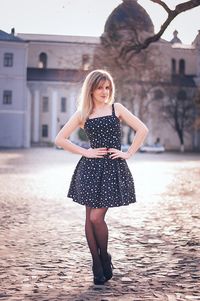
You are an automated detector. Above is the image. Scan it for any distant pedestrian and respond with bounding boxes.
[154,137,161,146]
[55,69,148,285]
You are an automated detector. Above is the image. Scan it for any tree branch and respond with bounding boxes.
[150,0,171,13]
[120,0,200,58]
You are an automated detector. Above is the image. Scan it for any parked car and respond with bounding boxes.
[121,144,130,152]
[71,140,90,149]
[140,144,165,153]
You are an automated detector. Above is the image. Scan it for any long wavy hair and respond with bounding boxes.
[78,69,115,122]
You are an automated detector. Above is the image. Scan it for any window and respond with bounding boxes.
[42,125,48,137]
[61,97,66,112]
[42,97,49,112]
[82,54,90,70]
[38,52,47,68]
[3,90,12,104]
[179,59,185,75]
[154,89,164,100]
[171,58,176,74]
[4,53,13,67]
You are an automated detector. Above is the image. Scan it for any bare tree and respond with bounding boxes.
[94,39,164,143]
[93,0,199,148]
[100,0,200,66]
[193,90,200,150]
[120,0,200,59]
[161,88,195,151]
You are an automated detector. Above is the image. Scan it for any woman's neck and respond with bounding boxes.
[92,102,107,111]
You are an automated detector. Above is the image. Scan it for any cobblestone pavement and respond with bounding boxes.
[0,148,200,301]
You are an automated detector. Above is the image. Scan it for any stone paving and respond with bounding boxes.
[0,148,200,301]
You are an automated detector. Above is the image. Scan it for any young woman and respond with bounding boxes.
[55,69,148,285]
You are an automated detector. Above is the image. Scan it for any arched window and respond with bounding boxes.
[154,89,164,100]
[82,54,90,70]
[179,59,185,75]
[38,52,47,68]
[171,58,176,74]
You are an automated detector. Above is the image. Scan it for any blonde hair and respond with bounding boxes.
[78,69,115,122]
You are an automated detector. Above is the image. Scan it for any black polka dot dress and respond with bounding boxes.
[67,104,136,208]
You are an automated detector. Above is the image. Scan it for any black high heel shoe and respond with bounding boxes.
[92,266,106,285]
[101,253,114,281]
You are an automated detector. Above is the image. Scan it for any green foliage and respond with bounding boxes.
[78,128,89,141]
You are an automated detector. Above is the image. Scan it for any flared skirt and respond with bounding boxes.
[67,156,136,208]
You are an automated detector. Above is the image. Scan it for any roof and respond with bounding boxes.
[0,30,25,42]
[172,43,195,50]
[17,33,100,45]
[171,74,196,87]
[104,0,154,34]
[27,68,88,82]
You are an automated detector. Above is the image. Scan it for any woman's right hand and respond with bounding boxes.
[83,147,108,158]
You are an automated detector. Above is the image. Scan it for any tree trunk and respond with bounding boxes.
[178,130,185,152]
[180,144,185,152]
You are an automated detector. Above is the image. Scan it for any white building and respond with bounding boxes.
[21,34,99,145]
[0,29,30,147]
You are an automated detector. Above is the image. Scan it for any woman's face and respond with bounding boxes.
[92,80,111,104]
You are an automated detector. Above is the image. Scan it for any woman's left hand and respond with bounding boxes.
[108,148,131,160]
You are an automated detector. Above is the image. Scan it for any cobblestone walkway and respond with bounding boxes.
[0,148,200,301]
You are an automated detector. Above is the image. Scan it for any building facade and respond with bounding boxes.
[0,30,29,147]
[23,34,99,145]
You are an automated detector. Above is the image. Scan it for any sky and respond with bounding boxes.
[0,0,200,44]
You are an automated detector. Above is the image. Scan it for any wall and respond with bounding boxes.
[0,41,29,148]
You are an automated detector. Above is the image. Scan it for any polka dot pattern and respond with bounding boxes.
[67,104,136,208]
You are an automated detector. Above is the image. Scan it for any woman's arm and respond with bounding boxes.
[55,111,87,155]
[54,111,107,158]
[109,103,149,159]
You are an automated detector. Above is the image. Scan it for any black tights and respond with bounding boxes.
[85,206,108,270]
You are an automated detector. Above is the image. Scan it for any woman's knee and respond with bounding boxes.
[90,209,106,225]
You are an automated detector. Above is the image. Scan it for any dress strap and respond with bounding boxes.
[112,103,116,116]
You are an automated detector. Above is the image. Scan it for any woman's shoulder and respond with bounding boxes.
[114,102,126,113]
[113,102,125,120]
[115,102,134,111]
[68,110,84,126]
[74,110,85,128]
[114,102,124,108]
[71,109,82,120]
[114,102,136,120]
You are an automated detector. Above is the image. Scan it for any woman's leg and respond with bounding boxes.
[90,208,109,261]
[90,208,113,281]
[85,206,112,283]
[85,206,102,270]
